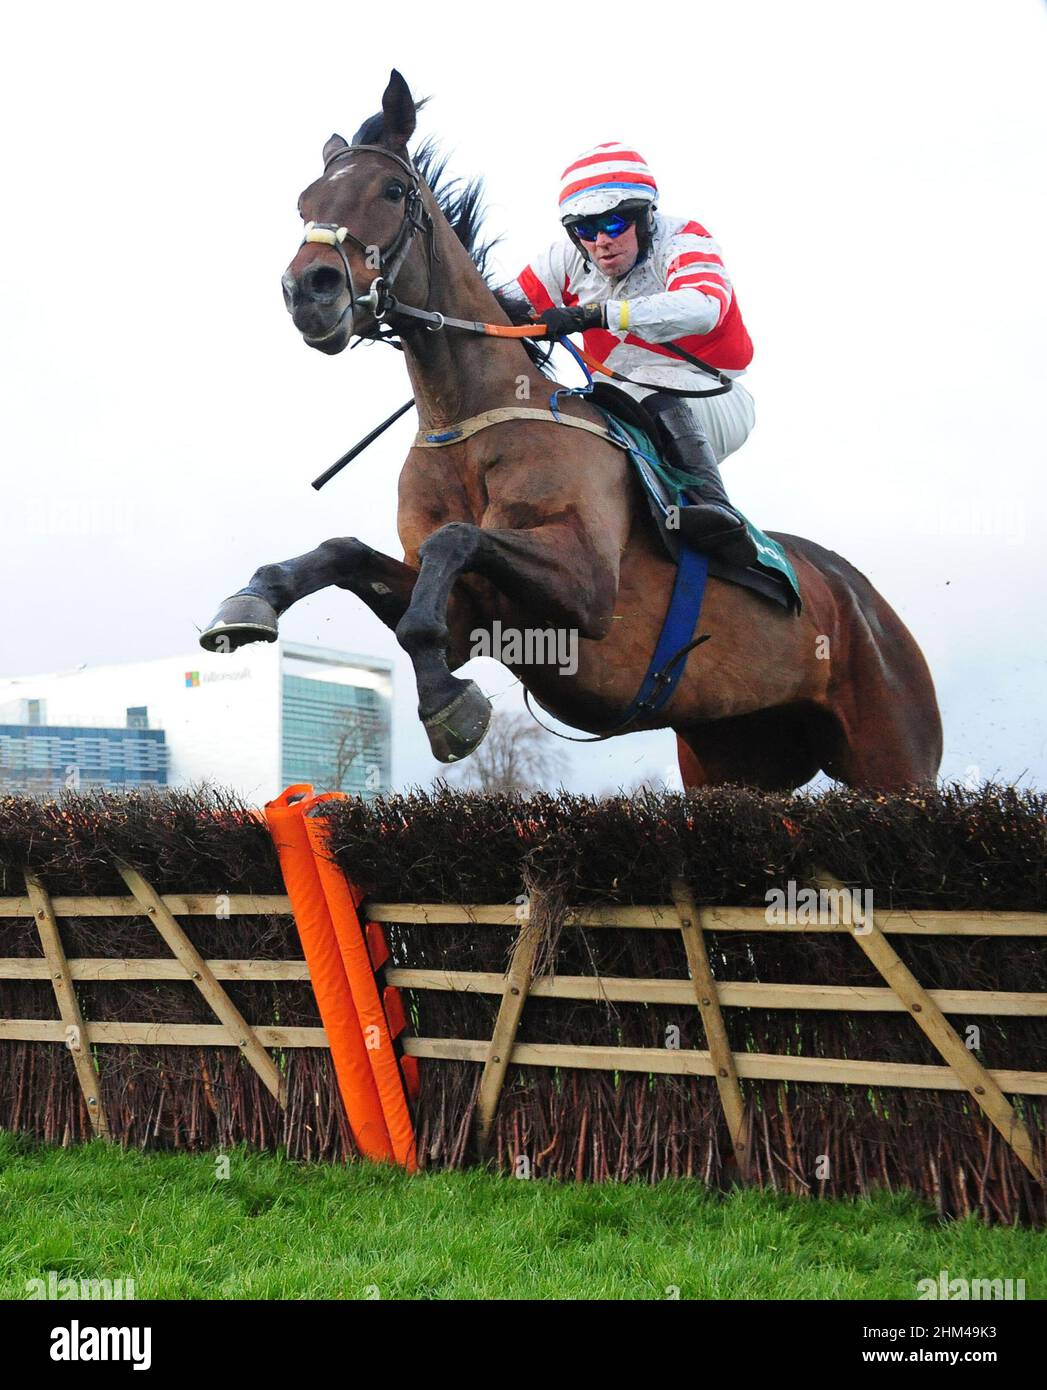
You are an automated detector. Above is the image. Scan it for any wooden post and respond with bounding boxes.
[25,871,110,1139]
[813,869,1043,1183]
[672,879,751,1178]
[474,905,544,1156]
[115,860,286,1107]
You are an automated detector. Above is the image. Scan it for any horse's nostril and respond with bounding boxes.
[303,263,345,301]
[281,272,297,310]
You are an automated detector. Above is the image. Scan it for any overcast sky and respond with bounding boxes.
[1,1,1044,794]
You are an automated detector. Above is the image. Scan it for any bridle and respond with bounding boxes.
[300,142,439,342]
[301,143,556,348]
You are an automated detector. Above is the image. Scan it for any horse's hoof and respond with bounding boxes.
[199,594,279,652]
[423,680,492,763]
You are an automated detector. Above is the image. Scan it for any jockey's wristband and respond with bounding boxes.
[606,300,630,332]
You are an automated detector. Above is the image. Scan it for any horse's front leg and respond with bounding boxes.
[396,520,618,762]
[199,537,417,652]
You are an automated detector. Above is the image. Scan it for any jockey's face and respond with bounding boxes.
[578,220,640,279]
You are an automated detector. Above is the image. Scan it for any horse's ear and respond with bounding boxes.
[323,133,348,165]
[381,69,416,150]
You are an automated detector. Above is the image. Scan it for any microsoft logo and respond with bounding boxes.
[183,668,251,688]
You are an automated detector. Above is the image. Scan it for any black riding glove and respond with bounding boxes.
[536,303,606,337]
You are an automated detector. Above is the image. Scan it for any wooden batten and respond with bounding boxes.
[0,1019,327,1047]
[0,893,292,918]
[473,902,545,1156]
[114,860,287,1107]
[813,869,1044,1184]
[366,902,1047,935]
[2,958,1044,1017]
[24,871,110,1139]
[672,880,751,1176]
[0,958,310,982]
[377,969,1047,1017]
[400,1038,1047,1095]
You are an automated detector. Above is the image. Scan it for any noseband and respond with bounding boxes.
[300,143,436,340]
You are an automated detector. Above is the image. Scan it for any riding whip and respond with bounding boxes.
[311,399,416,490]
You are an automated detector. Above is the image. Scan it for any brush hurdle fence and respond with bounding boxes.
[0,785,1044,1223]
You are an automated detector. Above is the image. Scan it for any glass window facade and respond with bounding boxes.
[0,724,168,794]
[281,675,390,797]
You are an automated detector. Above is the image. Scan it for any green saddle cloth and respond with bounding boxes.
[596,408,802,607]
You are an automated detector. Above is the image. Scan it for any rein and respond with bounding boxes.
[573,340,735,398]
[382,293,734,399]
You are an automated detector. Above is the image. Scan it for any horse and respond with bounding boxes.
[200,70,942,792]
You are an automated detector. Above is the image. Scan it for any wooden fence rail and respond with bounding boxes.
[1,873,1045,1179]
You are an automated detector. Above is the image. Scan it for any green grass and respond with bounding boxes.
[0,1133,1042,1300]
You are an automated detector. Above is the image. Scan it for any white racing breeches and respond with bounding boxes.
[614,377,756,464]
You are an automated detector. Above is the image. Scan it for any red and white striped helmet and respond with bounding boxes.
[558,142,658,220]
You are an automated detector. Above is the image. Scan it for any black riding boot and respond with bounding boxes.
[644,393,758,567]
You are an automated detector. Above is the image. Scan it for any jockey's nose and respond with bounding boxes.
[300,259,346,303]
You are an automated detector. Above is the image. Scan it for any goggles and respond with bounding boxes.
[566,210,637,242]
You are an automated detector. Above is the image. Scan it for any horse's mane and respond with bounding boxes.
[351,109,548,367]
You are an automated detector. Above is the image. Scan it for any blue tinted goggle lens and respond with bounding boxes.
[570,212,634,241]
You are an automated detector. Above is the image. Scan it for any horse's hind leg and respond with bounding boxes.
[816,610,943,789]
[819,675,943,789]
[777,534,943,789]
[199,538,418,652]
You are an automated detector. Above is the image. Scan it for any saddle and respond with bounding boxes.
[587,382,802,612]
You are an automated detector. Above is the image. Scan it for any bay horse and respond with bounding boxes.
[200,70,942,791]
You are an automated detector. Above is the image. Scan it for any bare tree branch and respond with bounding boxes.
[330,705,384,792]
[440,711,568,794]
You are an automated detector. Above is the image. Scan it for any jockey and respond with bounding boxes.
[517,143,757,566]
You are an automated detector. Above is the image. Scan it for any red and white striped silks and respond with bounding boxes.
[517,211,754,392]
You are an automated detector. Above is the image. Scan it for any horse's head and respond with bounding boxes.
[282,70,432,354]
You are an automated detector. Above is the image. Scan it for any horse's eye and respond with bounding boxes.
[385,181,406,202]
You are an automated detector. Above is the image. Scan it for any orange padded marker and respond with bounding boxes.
[265,785,394,1162]
[303,791,418,1172]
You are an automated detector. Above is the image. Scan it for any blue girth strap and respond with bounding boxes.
[522,500,710,742]
[523,529,709,741]
[621,538,710,723]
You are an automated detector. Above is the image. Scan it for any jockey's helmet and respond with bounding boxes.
[558,142,658,264]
